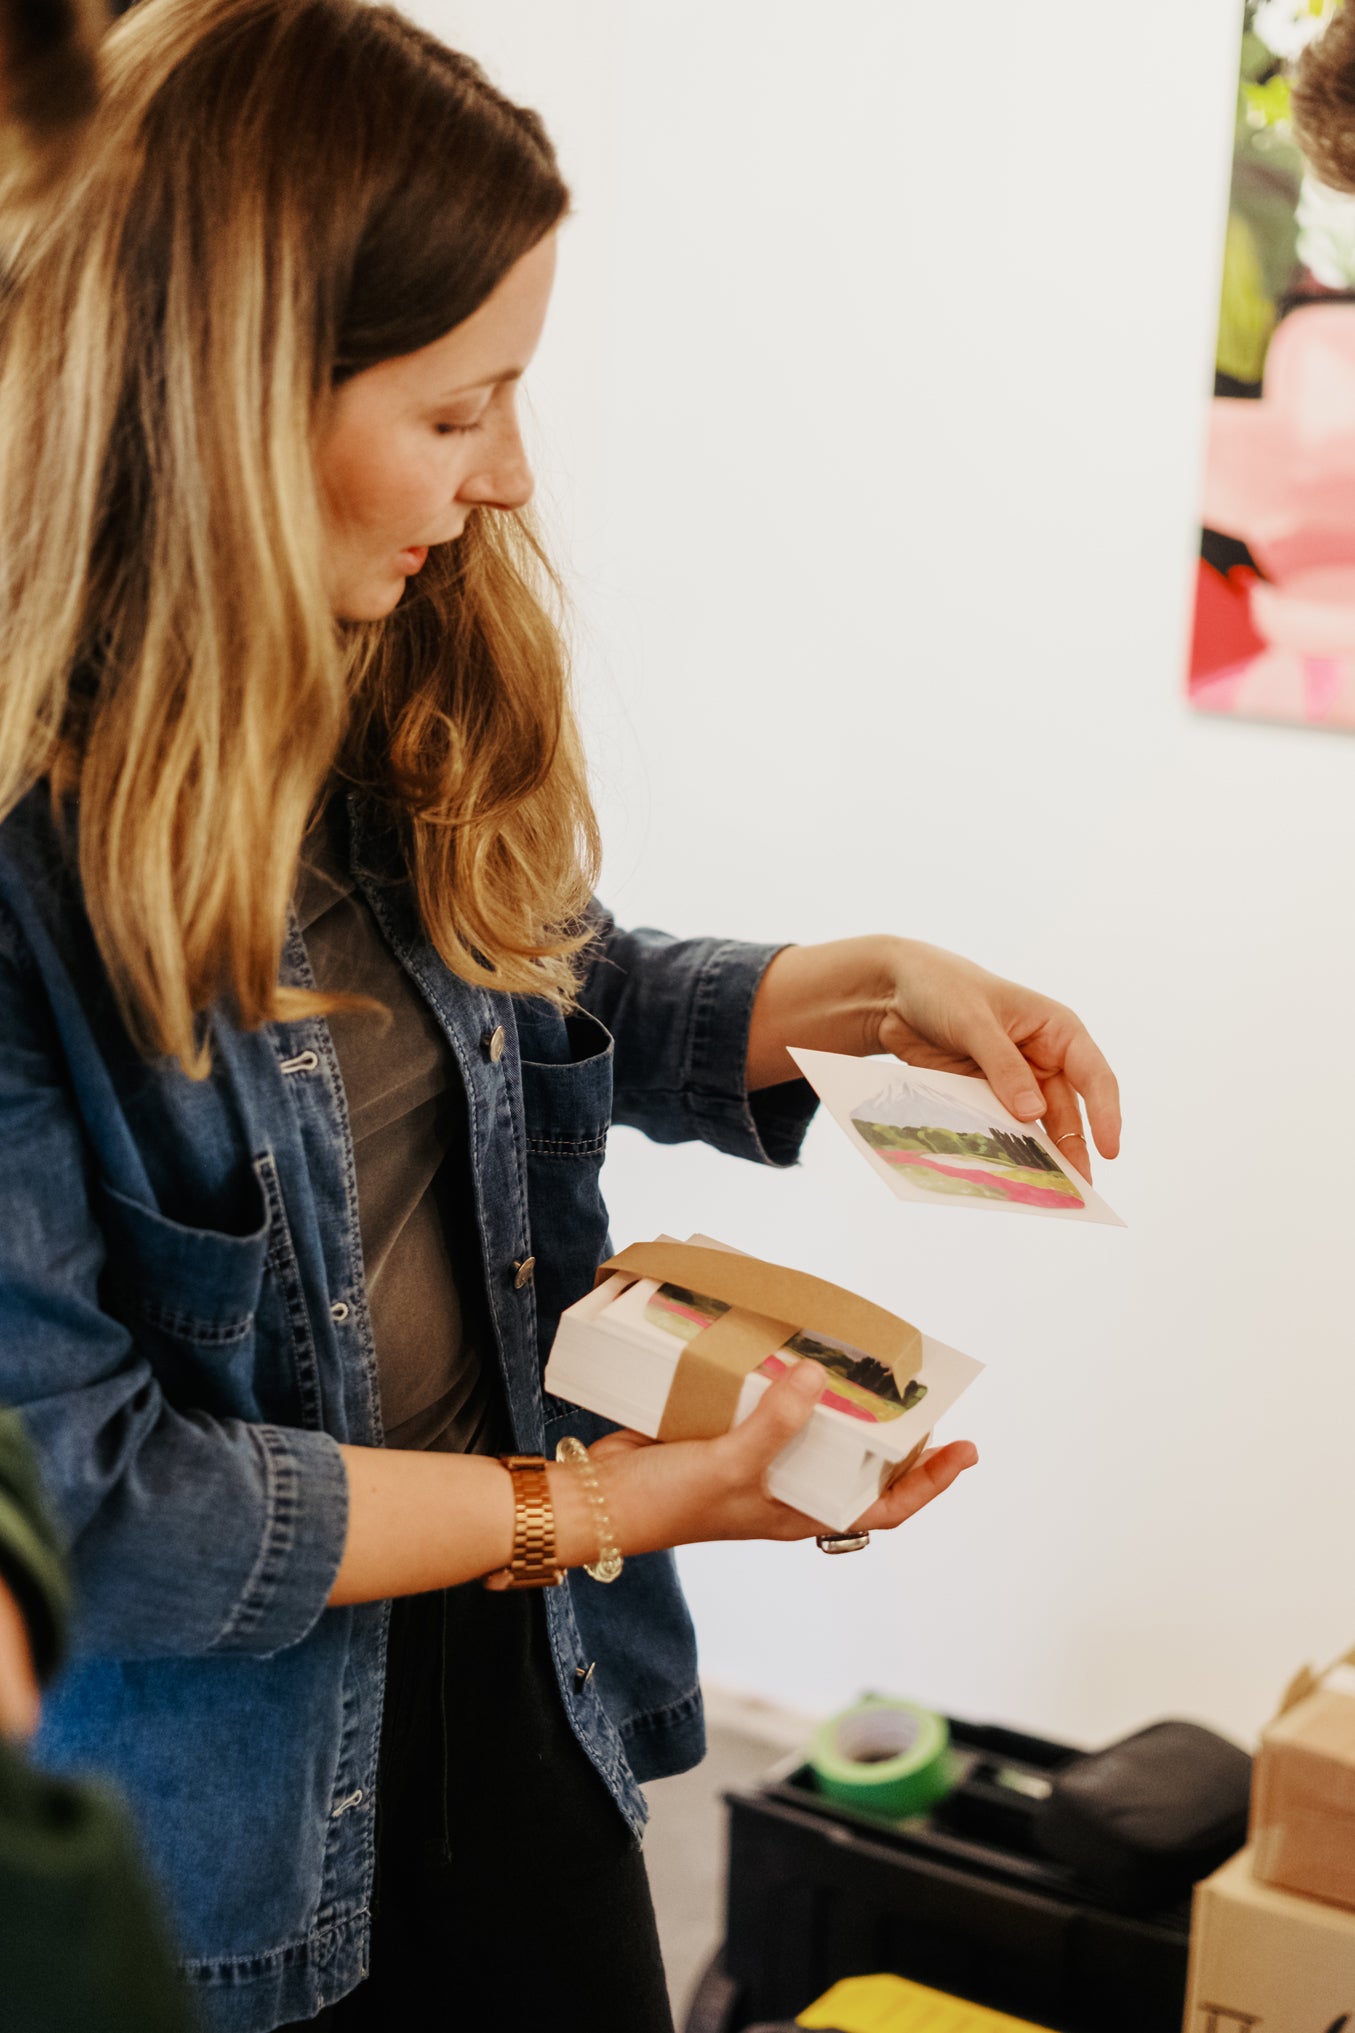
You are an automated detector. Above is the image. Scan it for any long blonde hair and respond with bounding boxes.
[0,0,600,1074]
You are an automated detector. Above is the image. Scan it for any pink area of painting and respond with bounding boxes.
[883,1147,1082,1210]
[1190,643,1355,725]
[1195,307,1355,722]
[1251,566,1355,656]
[1202,305,1355,585]
[1306,655,1344,719]
[1189,559,1265,682]
[655,1296,717,1331]
[1189,662,1251,712]
[757,1350,876,1424]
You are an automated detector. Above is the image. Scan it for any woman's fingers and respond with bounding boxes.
[722,1361,828,1480]
[591,1376,974,1555]
[1041,1070,1092,1182]
[960,1012,1047,1122]
[852,1440,978,1533]
[1063,1028,1122,1159]
[971,1012,1120,1167]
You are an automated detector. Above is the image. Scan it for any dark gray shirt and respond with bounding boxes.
[294,796,498,1454]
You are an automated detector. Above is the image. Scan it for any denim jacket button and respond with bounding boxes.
[512,1256,535,1291]
[329,1300,349,1324]
[482,1024,506,1063]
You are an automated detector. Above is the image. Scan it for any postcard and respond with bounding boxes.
[603,1254,984,1457]
[789,1047,1124,1227]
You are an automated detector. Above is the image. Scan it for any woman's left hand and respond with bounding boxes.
[745,935,1120,1182]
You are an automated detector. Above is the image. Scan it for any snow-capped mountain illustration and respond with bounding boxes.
[849,1079,995,1138]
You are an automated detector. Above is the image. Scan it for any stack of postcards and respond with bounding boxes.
[543,1236,983,1534]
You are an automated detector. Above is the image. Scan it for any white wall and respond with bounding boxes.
[427,0,1355,1753]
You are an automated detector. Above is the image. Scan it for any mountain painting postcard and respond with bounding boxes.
[789,1048,1124,1227]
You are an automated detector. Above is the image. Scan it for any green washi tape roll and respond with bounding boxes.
[809,1696,956,1819]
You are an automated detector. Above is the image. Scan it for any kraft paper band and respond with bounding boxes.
[596,1240,924,1445]
[656,1302,792,1443]
[809,1697,957,1820]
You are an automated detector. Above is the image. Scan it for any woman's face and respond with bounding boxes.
[314,229,557,621]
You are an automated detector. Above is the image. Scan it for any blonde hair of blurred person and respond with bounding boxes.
[0,0,597,1079]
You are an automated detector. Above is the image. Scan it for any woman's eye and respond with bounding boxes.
[435,420,483,437]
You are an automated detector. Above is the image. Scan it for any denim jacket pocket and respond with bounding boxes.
[95,1160,307,1425]
[97,1177,268,1340]
[518,1009,614,1385]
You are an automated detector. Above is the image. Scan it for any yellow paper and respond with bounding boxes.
[797,1972,1058,2033]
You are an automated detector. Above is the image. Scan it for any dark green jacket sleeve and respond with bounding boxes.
[0,1407,69,1683]
[0,1412,194,2030]
[0,1741,197,2033]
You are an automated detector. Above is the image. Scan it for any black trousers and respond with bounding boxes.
[281,1583,674,2033]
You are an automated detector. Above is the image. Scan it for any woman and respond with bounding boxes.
[0,0,1121,2027]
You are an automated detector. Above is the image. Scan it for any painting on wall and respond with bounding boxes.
[1189,0,1355,732]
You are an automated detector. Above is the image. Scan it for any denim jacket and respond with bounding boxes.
[0,785,816,2032]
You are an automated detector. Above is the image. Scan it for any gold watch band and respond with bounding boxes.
[485,1454,565,1591]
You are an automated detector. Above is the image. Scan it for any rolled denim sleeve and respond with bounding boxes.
[577,904,819,1165]
[0,911,348,1662]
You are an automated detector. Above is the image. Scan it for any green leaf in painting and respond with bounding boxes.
[1217,211,1278,382]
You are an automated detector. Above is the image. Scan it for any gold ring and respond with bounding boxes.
[1054,1130,1087,1146]
[816,1533,871,1555]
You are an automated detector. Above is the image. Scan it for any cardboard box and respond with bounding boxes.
[1250,1653,1355,1910]
[1184,1845,1355,2032]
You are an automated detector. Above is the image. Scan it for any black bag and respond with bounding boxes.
[1034,1719,1252,1908]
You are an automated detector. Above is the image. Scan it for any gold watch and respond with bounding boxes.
[484,1454,565,1591]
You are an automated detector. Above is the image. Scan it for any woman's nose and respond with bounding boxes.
[458,421,534,513]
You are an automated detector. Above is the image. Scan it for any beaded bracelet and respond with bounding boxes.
[554,1435,623,1584]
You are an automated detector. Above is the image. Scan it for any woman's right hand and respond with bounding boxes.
[574,1361,978,1556]
[331,1363,978,1605]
